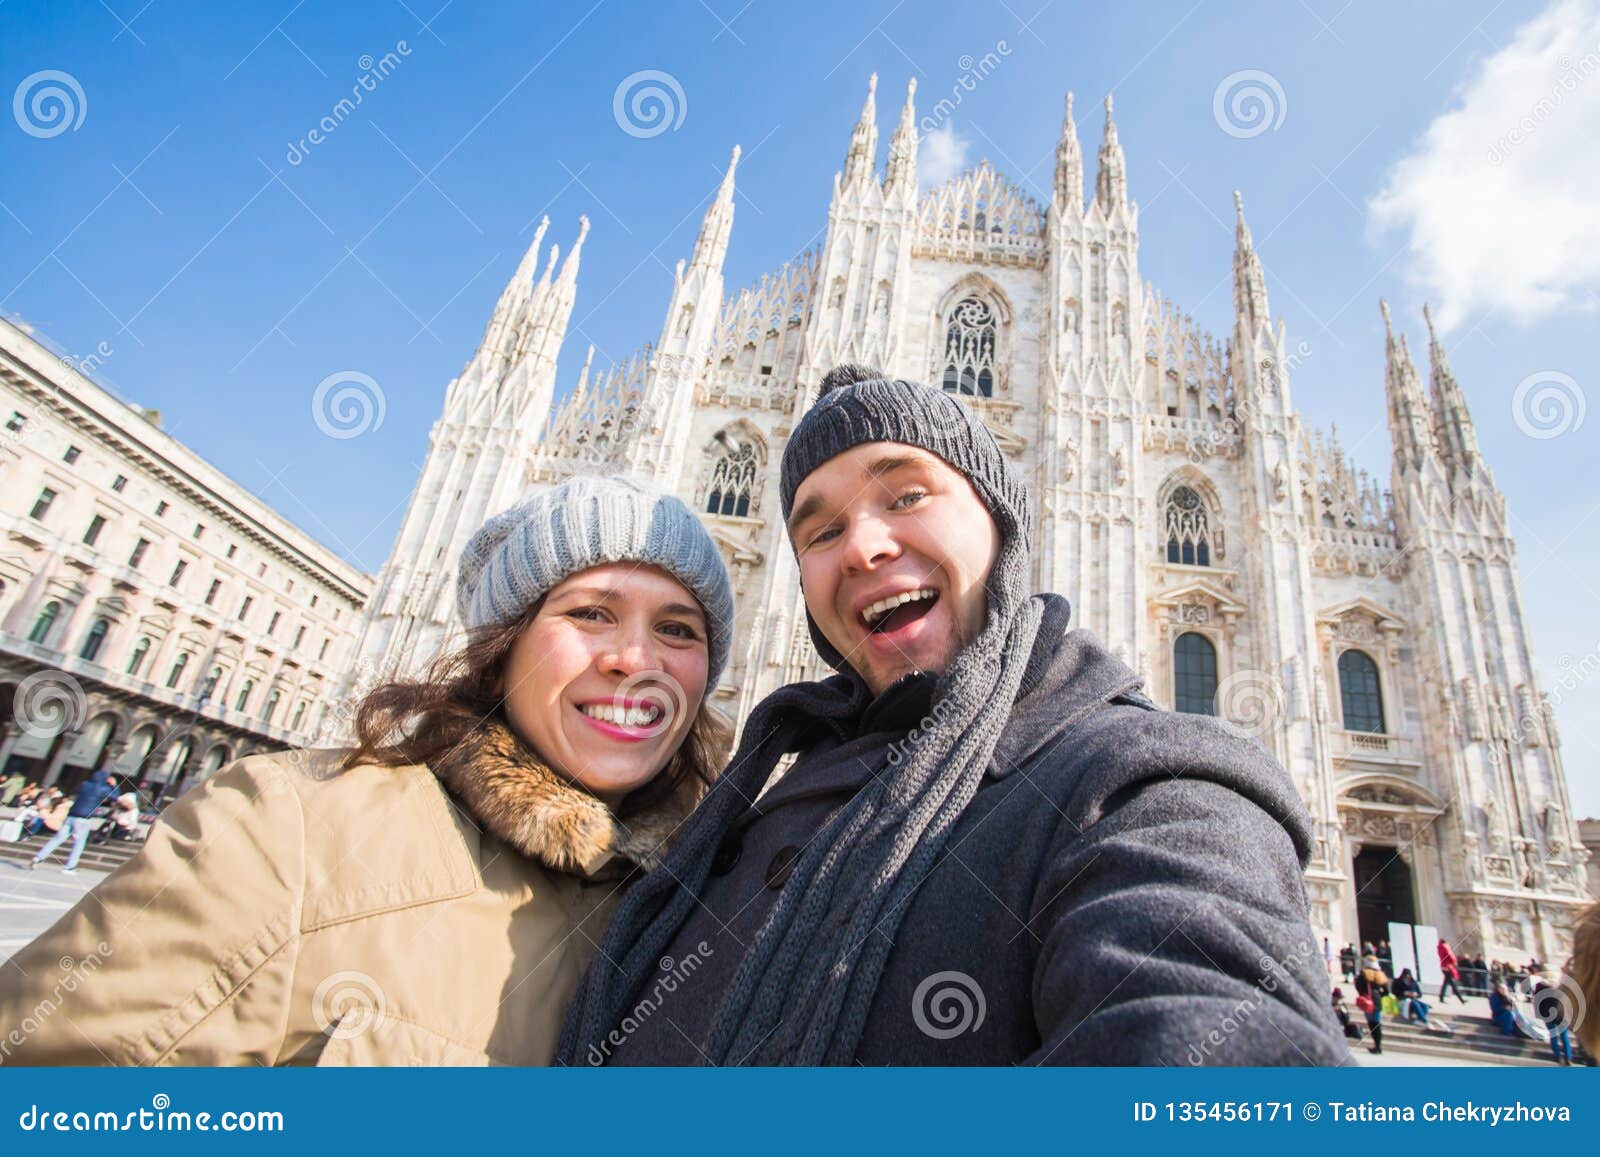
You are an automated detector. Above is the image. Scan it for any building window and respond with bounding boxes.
[267,610,281,635]
[257,562,267,578]
[235,679,254,712]
[198,666,222,702]
[166,651,191,688]
[293,624,306,650]
[291,701,307,730]
[169,559,188,587]
[111,474,128,492]
[239,595,253,620]
[83,514,106,546]
[63,445,81,464]
[128,538,150,568]
[5,411,24,433]
[939,296,998,397]
[205,578,221,606]
[705,437,759,518]
[1164,486,1214,567]
[30,488,56,521]
[79,618,109,662]
[126,636,151,676]
[226,544,237,558]
[318,638,330,661]
[310,594,318,608]
[156,500,169,516]
[262,688,281,723]
[193,523,205,539]
[1338,649,1386,733]
[28,600,61,645]
[1173,632,1219,716]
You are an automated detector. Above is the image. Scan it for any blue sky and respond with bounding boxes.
[3,0,1598,815]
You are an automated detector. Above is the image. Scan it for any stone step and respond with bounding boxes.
[0,834,143,874]
[1346,1009,1577,1067]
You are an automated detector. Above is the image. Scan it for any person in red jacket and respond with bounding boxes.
[1437,938,1468,1003]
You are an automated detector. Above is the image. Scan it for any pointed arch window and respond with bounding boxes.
[1174,632,1218,716]
[705,437,759,518]
[1164,485,1215,566]
[940,297,997,397]
[1338,649,1386,733]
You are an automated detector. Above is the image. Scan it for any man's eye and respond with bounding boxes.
[891,490,928,510]
[808,526,841,547]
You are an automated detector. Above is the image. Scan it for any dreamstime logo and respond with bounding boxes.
[585,942,714,1065]
[312,970,387,1039]
[13,70,87,138]
[59,340,114,378]
[911,970,986,1040]
[1511,371,1585,440]
[1,941,112,1063]
[1183,941,1316,1064]
[612,70,687,139]
[1214,669,1286,741]
[312,370,386,439]
[285,41,412,165]
[1487,42,1600,166]
[1532,974,1587,1040]
[919,41,1013,135]
[610,670,690,740]
[14,671,88,739]
[1212,70,1287,139]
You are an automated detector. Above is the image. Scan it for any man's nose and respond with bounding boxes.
[840,515,898,573]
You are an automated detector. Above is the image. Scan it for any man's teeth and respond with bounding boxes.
[579,703,663,727]
[861,588,938,627]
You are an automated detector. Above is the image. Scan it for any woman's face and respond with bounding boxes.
[501,562,710,807]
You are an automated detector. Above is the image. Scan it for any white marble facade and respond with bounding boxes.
[348,78,1592,964]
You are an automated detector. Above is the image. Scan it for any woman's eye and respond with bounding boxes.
[566,607,607,622]
[659,622,701,641]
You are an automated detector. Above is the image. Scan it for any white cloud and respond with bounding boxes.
[1369,0,1600,332]
[918,121,971,189]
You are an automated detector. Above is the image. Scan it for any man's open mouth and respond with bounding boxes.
[860,587,939,634]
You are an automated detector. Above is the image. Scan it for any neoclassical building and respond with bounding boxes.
[0,315,369,802]
[347,78,1591,963]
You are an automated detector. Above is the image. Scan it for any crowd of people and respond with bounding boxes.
[1330,933,1593,1065]
[3,768,145,872]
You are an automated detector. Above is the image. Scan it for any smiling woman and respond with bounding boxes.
[0,475,734,1067]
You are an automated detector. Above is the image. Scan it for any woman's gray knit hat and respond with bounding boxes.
[456,475,735,685]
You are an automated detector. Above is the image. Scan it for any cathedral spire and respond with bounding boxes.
[1423,302,1481,476]
[884,78,918,194]
[1381,300,1435,475]
[690,145,740,272]
[1095,93,1127,213]
[1053,92,1083,213]
[1232,190,1270,331]
[842,73,879,188]
[479,216,548,358]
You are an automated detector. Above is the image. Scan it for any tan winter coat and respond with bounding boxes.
[0,723,686,1066]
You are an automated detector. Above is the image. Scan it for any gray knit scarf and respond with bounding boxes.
[557,372,1039,1065]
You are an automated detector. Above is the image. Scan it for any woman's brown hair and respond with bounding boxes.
[340,602,730,816]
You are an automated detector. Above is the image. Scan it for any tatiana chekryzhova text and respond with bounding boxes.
[1326,1102,1572,1125]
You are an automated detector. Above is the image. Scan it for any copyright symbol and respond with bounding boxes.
[1302,1102,1321,1121]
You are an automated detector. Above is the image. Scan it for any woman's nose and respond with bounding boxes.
[601,630,658,675]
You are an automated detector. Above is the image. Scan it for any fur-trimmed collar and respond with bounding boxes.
[429,720,693,879]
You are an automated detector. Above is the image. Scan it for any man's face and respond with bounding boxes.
[787,443,1001,696]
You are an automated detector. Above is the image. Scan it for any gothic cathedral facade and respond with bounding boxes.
[343,77,1591,965]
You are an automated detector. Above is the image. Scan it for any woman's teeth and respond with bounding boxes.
[861,587,938,627]
[579,703,663,727]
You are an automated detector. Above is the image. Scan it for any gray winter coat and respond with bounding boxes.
[591,595,1349,1066]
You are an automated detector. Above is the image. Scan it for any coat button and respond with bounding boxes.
[711,836,742,876]
[765,845,801,890]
